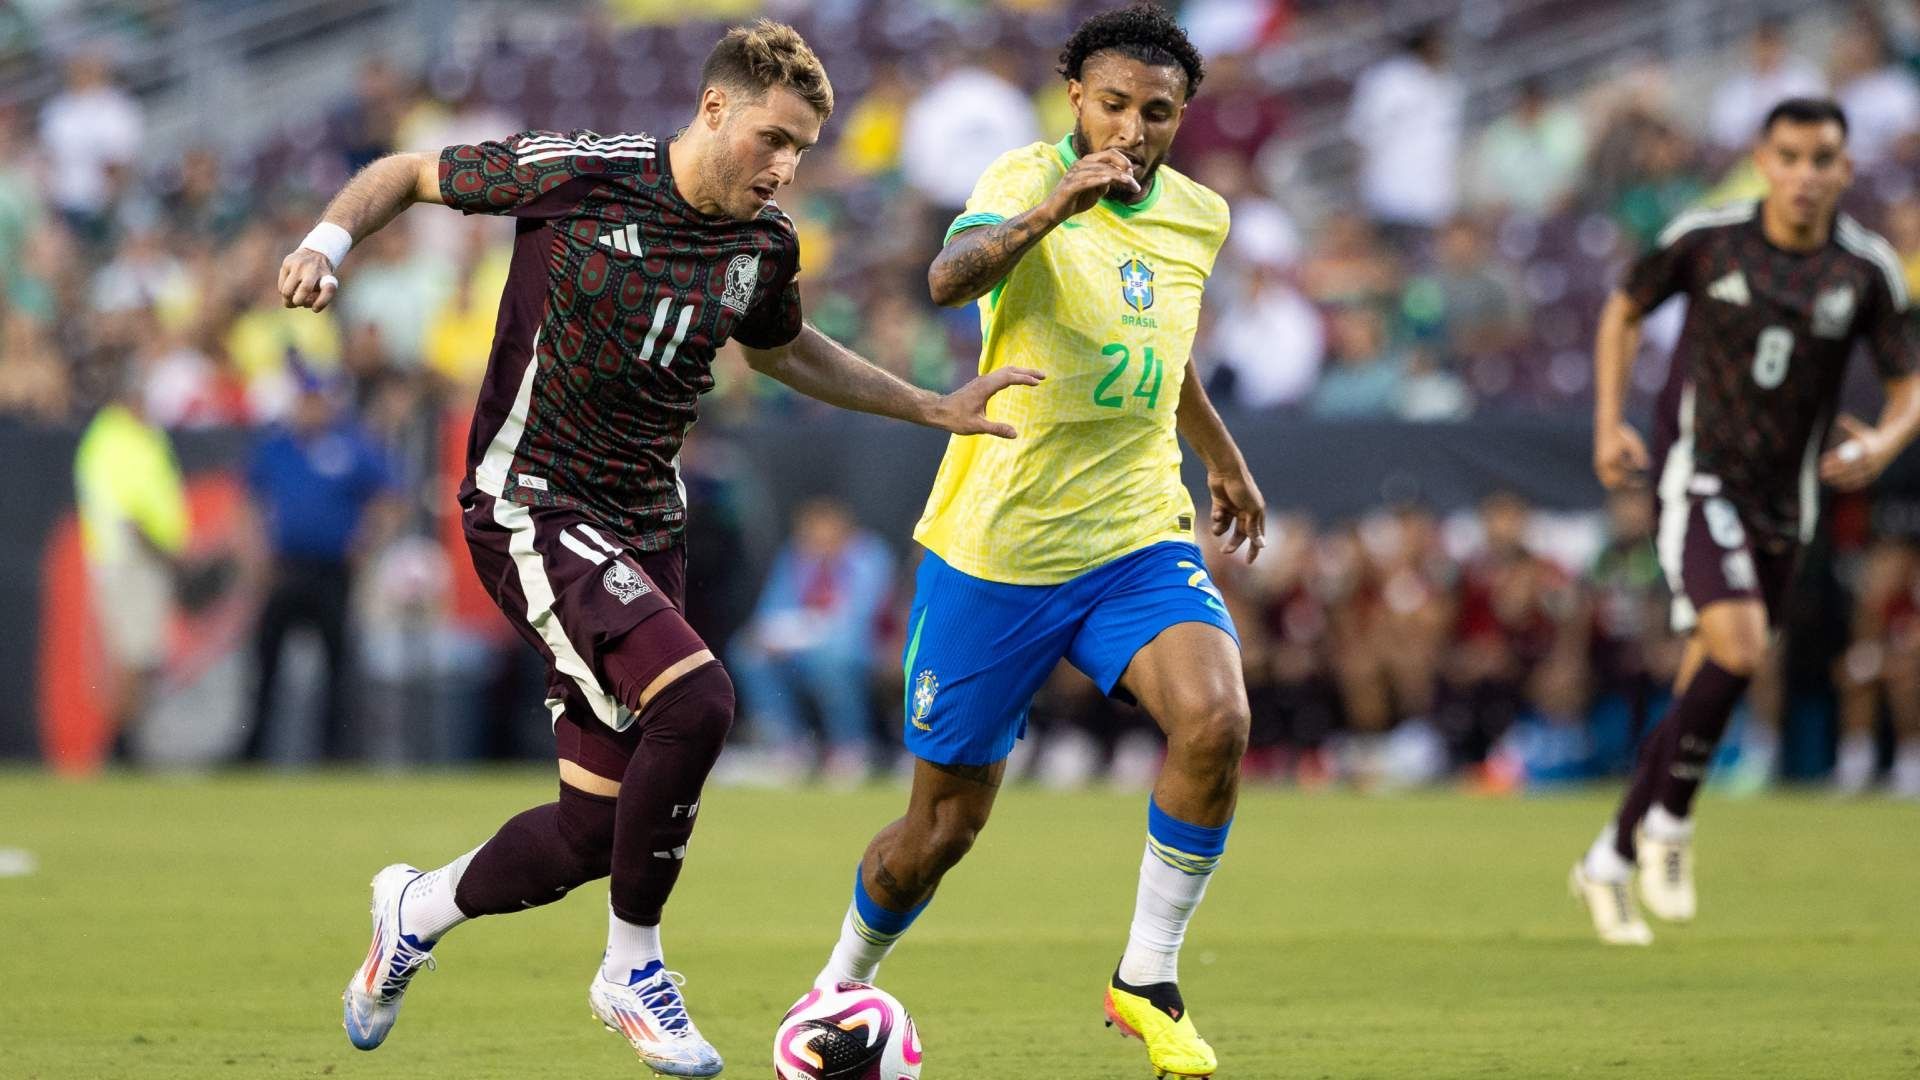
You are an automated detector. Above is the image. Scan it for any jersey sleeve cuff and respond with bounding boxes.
[436,147,472,216]
[944,211,1005,245]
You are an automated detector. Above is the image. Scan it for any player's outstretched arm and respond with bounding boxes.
[1176,360,1264,562]
[741,323,1043,437]
[1592,289,1651,490]
[1820,374,1920,491]
[927,149,1140,307]
[279,151,445,312]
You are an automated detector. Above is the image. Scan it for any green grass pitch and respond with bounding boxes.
[1,771,1914,1078]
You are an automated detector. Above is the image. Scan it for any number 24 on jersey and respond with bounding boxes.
[1094,342,1164,410]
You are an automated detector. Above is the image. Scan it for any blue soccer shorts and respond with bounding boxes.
[899,540,1239,767]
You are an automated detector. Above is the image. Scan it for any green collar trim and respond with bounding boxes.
[1053,133,1162,217]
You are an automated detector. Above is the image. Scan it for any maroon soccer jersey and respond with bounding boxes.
[440,129,804,549]
[1626,202,1916,547]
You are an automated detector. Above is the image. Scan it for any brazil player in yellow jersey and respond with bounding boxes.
[799,8,1263,1077]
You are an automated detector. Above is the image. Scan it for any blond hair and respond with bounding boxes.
[700,19,834,120]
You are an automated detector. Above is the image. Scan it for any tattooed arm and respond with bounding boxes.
[927,147,1140,307]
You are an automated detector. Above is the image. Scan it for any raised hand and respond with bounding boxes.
[279,247,340,312]
[1048,148,1141,219]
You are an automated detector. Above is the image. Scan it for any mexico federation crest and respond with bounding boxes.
[910,669,939,731]
[1811,284,1856,339]
[603,561,652,605]
[1118,257,1155,312]
[721,253,760,314]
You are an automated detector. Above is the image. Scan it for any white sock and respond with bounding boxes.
[1118,843,1213,986]
[399,846,479,944]
[1892,744,1920,797]
[603,907,664,981]
[1835,731,1876,792]
[817,903,897,988]
[1642,804,1693,843]
[1583,825,1633,883]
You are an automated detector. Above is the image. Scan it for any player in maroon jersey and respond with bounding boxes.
[1572,98,1920,945]
[278,21,1039,1073]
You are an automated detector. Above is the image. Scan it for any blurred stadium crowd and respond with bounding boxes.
[8,0,1920,789]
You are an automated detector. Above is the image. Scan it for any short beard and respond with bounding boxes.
[684,112,756,220]
[716,158,751,218]
[1070,122,1162,199]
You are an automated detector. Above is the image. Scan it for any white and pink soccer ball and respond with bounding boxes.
[773,982,923,1080]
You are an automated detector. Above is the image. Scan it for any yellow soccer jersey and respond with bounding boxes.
[913,136,1230,584]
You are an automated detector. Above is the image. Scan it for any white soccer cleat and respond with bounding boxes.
[590,960,724,1077]
[1570,861,1654,946]
[1637,833,1697,923]
[343,864,438,1050]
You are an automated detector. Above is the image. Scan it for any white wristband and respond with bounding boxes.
[299,221,353,269]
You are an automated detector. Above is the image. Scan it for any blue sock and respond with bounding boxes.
[822,865,932,985]
[851,866,930,942]
[1145,797,1231,874]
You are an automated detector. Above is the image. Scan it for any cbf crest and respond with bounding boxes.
[603,561,652,605]
[909,669,939,731]
[1811,284,1856,339]
[721,253,760,314]
[1119,257,1155,312]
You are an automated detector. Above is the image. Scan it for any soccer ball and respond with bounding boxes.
[773,981,922,1080]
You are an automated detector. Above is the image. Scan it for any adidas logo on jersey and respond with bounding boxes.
[1707,270,1749,306]
[597,223,644,257]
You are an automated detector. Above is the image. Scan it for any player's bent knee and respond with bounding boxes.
[557,784,617,878]
[923,820,981,871]
[1170,698,1251,767]
[919,800,990,870]
[638,660,736,748]
[1698,605,1769,676]
[1703,635,1767,678]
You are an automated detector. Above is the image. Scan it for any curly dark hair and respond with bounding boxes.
[1057,4,1205,101]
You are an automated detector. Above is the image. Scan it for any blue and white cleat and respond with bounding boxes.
[589,960,724,1077]
[342,863,438,1050]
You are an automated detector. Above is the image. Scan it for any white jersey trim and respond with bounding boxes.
[475,327,540,498]
[1657,382,1701,633]
[514,132,656,166]
[1656,202,1757,250]
[1798,411,1828,545]
[494,498,629,732]
[1836,215,1909,312]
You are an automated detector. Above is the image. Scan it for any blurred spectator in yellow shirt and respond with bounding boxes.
[424,238,512,392]
[74,367,188,759]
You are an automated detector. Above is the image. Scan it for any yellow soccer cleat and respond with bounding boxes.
[1103,968,1217,1078]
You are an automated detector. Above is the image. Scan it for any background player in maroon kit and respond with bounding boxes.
[1573,98,1920,945]
[276,21,1038,1074]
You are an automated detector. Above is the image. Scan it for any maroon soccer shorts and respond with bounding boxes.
[461,489,710,782]
[1655,487,1798,634]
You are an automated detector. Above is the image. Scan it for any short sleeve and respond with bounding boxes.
[944,147,1054,244]
[731,234,804,350]
[1200,193,1232,278]
[1862,262,1918,381]
[1620,219,1706,312]
[438,129,647,219]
